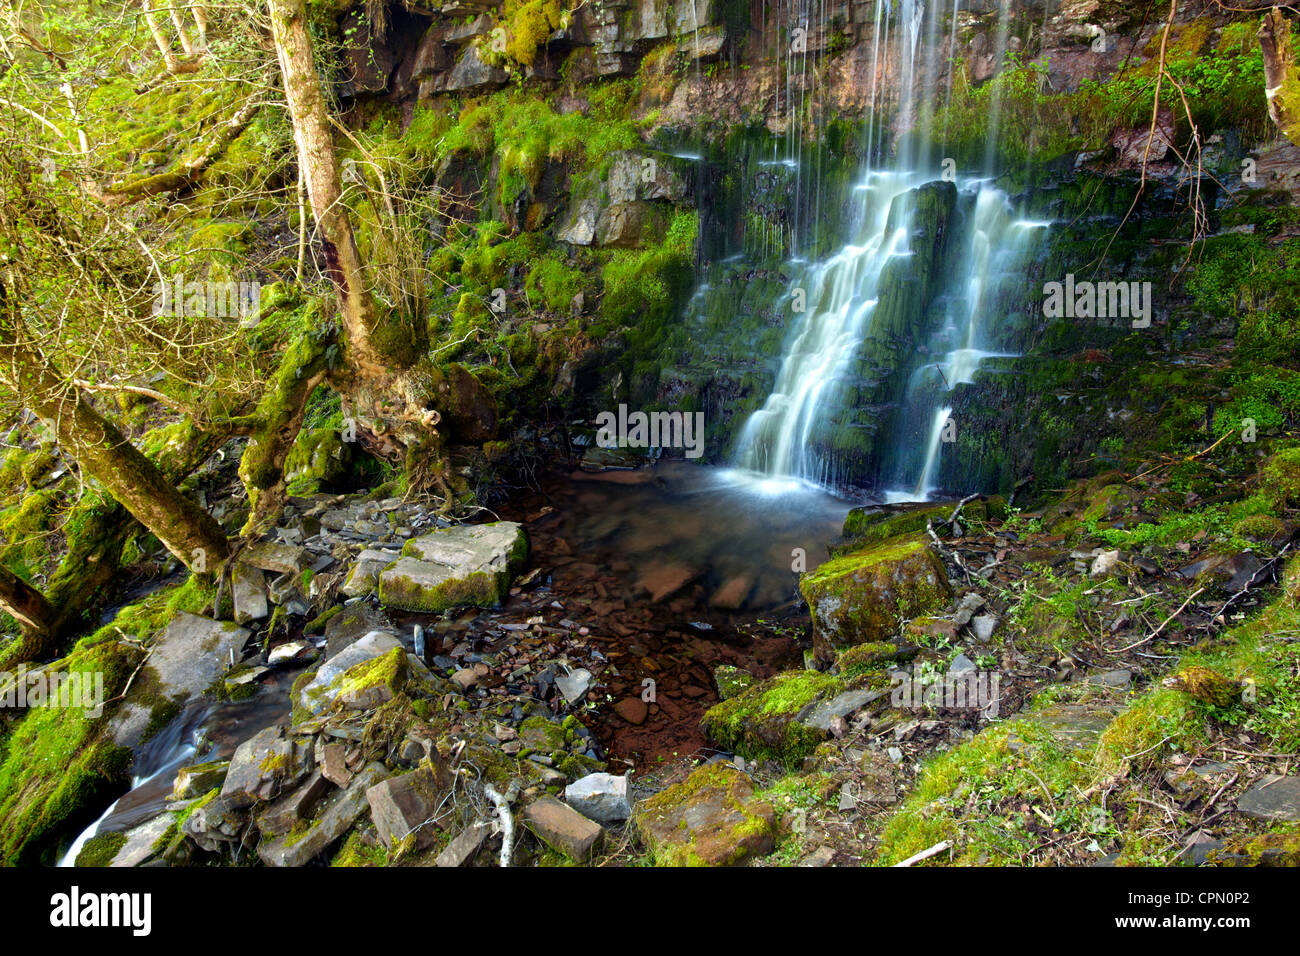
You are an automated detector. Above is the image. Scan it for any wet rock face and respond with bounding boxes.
[107,613,251,752]
[634,762,777,866]
[799,535,952,663]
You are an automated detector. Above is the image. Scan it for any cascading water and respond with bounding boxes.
[732,0,936,490]
[729,0,1050,500]
[883,184,1051,500]
[732,169,926,488]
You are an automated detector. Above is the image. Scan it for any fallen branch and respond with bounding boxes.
[484,780,520,867]
[1113,587,1204,653]
[893,840,951,867]
[87,97,262,207]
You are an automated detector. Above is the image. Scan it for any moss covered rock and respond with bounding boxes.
[800,534,951,663]
[700,669,844,763]
[839,497,1005,552]
[634,762,777,866]
[378,521,527,613]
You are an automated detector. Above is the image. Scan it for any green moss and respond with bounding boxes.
[304,647,409,715]
[800,535,952,655]
[634,762,777,867]
[331,831,389,867]
[378,564,505,613]
[1262,446,1300,509]
[73,830,126,867]
[700,670,843,764]
[0,638,138,864]
[1208,828,1300,867]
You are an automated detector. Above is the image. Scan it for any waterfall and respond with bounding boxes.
[884,184,1051,500]
[732,0,943,491]
[728,0,1051,500]
[733,168,923,487]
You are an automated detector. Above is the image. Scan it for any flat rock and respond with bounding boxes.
[565,773,632,824]
[523,795,605,862]
[613,696,647,724]
[341,549,398,598]
[257,762,387,867]
[241,541,309,574]
[109,613,250,750]
[377,522,526,613]
[232,562,269,624]
[636,562,700,602]
[795,687,890,732]
[556,668,593,704]
[106,812,178,867]
[1237,776,1300,822]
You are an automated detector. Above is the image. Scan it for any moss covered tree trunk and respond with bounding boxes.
[0,564,55,635]
[268,0,454,501]
[268,0,422,375]
[0,292,229,574]
[1261,8,1300,145]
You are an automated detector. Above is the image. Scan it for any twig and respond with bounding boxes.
[1113,587,1204,652]
[893,840,951,867]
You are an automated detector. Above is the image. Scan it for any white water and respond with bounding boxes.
[58,740,197,867]
[729,0,1051,501]
[884,185,1051,501]
[733,168,923,485]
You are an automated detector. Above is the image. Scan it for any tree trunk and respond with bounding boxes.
[142,0,196,75]
[0,565,56,635]
[191,4,210,51]
[1261,9,1300,145]
[268,0,454,500]
[267,0,422,375]
[0,422,233,669]
[168,3,199,56]
[0,298,229,573]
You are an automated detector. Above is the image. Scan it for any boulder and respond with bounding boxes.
[297,633,409,717]
[634,762,776,866]
[241,542,309,574]
[231,562,269,624]
[341,549,400,598]
[444,45,507,93]
[436,822,490,867]
[378,521,527,613]
[366,760,454,851]
[172,760,229,800]
[701,669,874,762]
[255,771,332,837]
[800,535,951,662]
[221,725,312,808]
[565,773,632,824]
[595,201,667,248]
